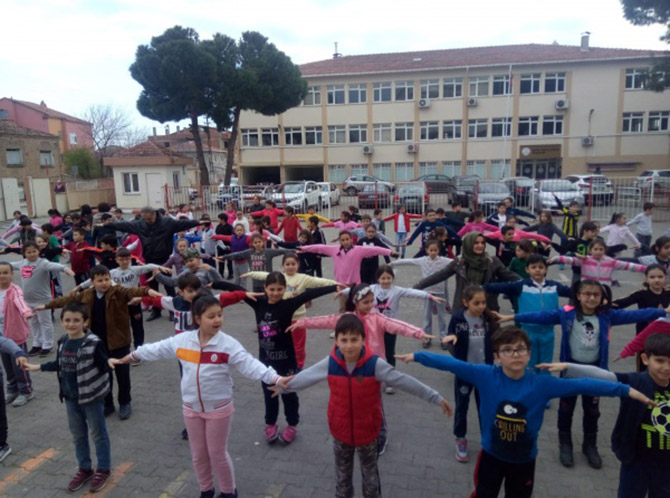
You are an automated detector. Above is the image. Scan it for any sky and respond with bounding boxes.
[2,0,668,136]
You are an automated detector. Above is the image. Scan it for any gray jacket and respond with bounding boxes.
[11,258,67,304]
[156,266,223,293]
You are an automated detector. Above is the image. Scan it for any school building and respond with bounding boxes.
[236,36,669,185]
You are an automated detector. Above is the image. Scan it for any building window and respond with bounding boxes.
[542,116,564,135]
[261,128,279,146]
[123,172,140,194]
[69,133,78,145]
[395,162,414,181]
[241,129,259,147]
[373,123,392,143]
[468,119,488,138]
[305,126,323,145]
[172,171,180,189]
[348,84,367,104]
[443,77,462,98]
[420,79,440,99]
[39,150,53,168]
[327,85,345,105]
[648,111,670,132]
[284,127,303,145]
[625,68,647,90]
[491,118,512,137]
[350,164,368,177]
[469,76,489,97]
[394,122,414,142]
[328,164,347,182]
[492,75,512,96]
[304,86,321,105]
[373,163,392,181]
[520,73,541,94]
[443,120,462,139]
[419,161,438,175]
[622,112,644,133]
[490,159,511,179]
[544,72,566,93]
[466,160,487,178]
[349,124,368,144]
[6,148,22,166]
[518,116,539,136]
[420,121,439,141]
[442,161,461,177]
[395,80,414,101]
[328,125,346,144]
[373,82,392,102]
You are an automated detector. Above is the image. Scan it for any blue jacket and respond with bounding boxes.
[447,308,494,364]
[407,220,459,246]
[515,306,667,368]
[485,279,571,314]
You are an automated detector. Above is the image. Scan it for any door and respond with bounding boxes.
[146,173,164,208]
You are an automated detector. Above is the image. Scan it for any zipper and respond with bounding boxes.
[196,344,205,412]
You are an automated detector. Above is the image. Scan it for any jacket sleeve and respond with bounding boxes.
[515,309,562,325]
[355,245,392,258]
[43,262,68,272]
[542,375,629,400]
[395,287,432,301]
[619,319,670,358]
[563,363,618,382]
[406,223,424,245]
[375,359,444,404]
[612,258,646,273]
[556,282,573,298]
[623,228,640,247]
[299,244,337,257]
[293,314,341,331]
[218,291,249,308]
[556,255,579,267]
[107,220,139,235]
[413,352,491,388]
[510,207,536,219]
[297,275,338,289]
[173,219,201,233]
[492,260,522,282]
[155,271,179,288]
[376,232,395,247]
[0,336,24,357]
[280,357,328,393]
[93,341,110,374]
[133,336,179,362]
[483,280,523,297]
[382,213,396,222]
[610,308,667,327]
[612,290,642,309]
[377,314,426,339]
[413,262,455,290]
[289,285,338,310]
[246,271,269,281]
[142,295,173,311]
[45,293,81,310]
[11,286,33,318]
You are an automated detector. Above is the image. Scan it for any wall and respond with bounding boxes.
[0,98,48,133]
[29,178,52,216]
[0,178,20,221]
[112,165,187,210]
[0,134,61,179]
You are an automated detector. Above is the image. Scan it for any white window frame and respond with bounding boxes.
[492,75,512,96]
[469,76,489,97]
[328,125,347,144]
[544,72,566,93]
[328,164,347,182]
[172,171,180,189]
[622,112,644,133]
[442,161,461,177]
[625,68,647,90]
[394,122,414,142]
[350,164,368,177]
[395,80,414,101]
[69,133,78,145]
[6,148,22,166]
[490,160,511,179]
[394,162,414,181]
[373,123,392,143]
[123,172,140,194]
[304,86,321,106]
[327,84,345,105]
[241,129,259,147]
[491,117,512,137]
[466,160,487,178]
[305,126,323,145]
[419,161,438,176]
[348,124,367,144]
[420,79,439,99]
[420,121,439,141]
[373,163,392,181]
[648,111,669,132]
[519,73,541,94]
[542,116,564,136]
[373,82,392,102]
[284,127,303,146]
[518,116,539,136]
[39,150,53,168]
[468,119,488,138]
[261,128,279,146]
[443,120,462,140]
[443,77,463,98]
[348,83,367,104]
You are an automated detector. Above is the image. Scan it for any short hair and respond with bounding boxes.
[436,207,446,215]
[526,254,548,268]
[643,202,655,211]
[426,208,436,215]
[61,302,90,321]
[375,265,394,280]
[182,248,202,260]
[580,221,598,236]
[335,314,366,339]
[41,223,54,234]
[308,216,320,225]
[99,234,117,248]
[644,333,670,357]
[90,265,110,279]
[451,200,461,208]
[250,233,264,243]
[177,272,201,290]
[19,217,33,227]
[307,205,317,211]
[373,209,383,216]
[218,213,228,222]
[492,326,531,352]
[361,214,372,222]
[497,202,506,208]
[21,241,39,255]
[501,226,515,236]
[97,202,111,213]
[100,213,113,222]
[516,239,536,254]
[73,227,87,237]
[115,248,132,258]
[140,206,156,215]
[284,206,294,215]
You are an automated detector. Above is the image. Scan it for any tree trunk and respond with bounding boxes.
[224,107,241,186]
[190,112,210,186]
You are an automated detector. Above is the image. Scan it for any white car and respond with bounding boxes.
[533,180,584,213]
[270,181,322,212]
[317,182,340,208]
[565,175,614,206]
[635,170,670,192]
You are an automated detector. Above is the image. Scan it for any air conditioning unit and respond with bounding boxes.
[418,98,431,109]
[362,144,374,155]
[467,97,478,107]
[582,136,594,147]
[555,99,570,110]
[406,143,419,153]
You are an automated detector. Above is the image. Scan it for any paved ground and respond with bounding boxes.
[0,220,666,497]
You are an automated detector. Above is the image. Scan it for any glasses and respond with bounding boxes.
[498,347,529,358]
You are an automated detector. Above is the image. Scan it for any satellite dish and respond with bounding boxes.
[0,109,9,120]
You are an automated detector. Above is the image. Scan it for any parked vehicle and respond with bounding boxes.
[395,183,429,214]
[188,187,198,201]
[502,176,534,206]
[217,184,243,209]
[343,175,395,195]
[565,174,614,205]
[635,169,670,192]
[412,174,455,195]
[476,182,512,216]
[358,183,392,209]
[270,181,321,212]
[451,175,479,209]
[216,184,272,209]
[533,179,584,213]
[317,182,340,208]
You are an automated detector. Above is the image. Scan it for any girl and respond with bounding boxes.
[275,230,316,275]
[383,205,422,258]
[508,239,537,279]
[441,284,496,463]
[177,203,194,220]
[525,210,568,257]
[638,235,670,284]
[392,239,452,348]
[111,294,283,498]
[357,224,392,285]
[456,211,497,237]
[495,279,670,470]
[347,205,361,223]
[215,213,234,280]
[224,202,237,226]
[322,211,360,231]
[211,224,254,287]
[221,234,292,292]
[550,239,646,286]
[599,212,640,257]
[48,209,63,238]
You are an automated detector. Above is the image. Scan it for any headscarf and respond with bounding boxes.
[462,231,489,284]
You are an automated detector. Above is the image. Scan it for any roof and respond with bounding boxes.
[0,120,58,139]
[104,140,192,167]
[2,98,91,125]
[298,43,669,77]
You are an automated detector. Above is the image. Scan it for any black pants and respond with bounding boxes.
[313,257,323,278]
[128,304,144,348]
[384,332,397,367]
[557,394,600,433]
[606,244,627,257]
[261,381,299,426]
[217,247,233,278]
[360,261,379,285]
[454,378,481,438]
[74,273,90,285]
[105,345,131,407]
[618,459,670,497]
[472,450,535,498]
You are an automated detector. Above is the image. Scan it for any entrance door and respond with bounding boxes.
[516,159,562,179]
[146,173,163,208]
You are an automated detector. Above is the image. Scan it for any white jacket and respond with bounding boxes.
[132,330,279,413]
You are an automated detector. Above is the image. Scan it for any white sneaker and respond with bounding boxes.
[329,332,335,339]
[384,386,395,395]
[455,438,468,462]
[5,393,18,405]
[12,393,34,407]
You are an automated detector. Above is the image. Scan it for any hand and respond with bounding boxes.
[335,283,349,293]
[390,251,399,257]
[629,387,658,407]
[108,358,122,369]
[158,266,173,274]
[15,356,29,369]
[22,362,40,372]
[152,268,161,276]
[535,362,569,373]
[214,256,225,263]
[240,272,250,278]
[245,292,264,301]
[33,305,46,311]
[64,268,75,277]
[490,311,513,323]
[285,322,299,333]
[277,375,295,390]
[69,286,81,296]
[440,399,453,417]
[430,295,446,303]
[394,353,415,363]
[547,257,556,265]
[147,289,163,298]
[440,335,457,346]
[128,297,143,306]
[422,334,436,340]
[575,253,587,259]
[267,384,280,398]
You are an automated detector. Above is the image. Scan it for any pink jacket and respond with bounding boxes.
[619,318,670,358]
[322,220,361,231]
[458,221,498,237]
[294,311,426,360]
[301,244,391,284]
[556,255,646,284]
[121,234,144,261]
[2,283,32,345]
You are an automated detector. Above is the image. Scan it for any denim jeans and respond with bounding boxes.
[618,459,670,497]
[395,232,407,258]
[65,398,111,471]
[423,294,447,339]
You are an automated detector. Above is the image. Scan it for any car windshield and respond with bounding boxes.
[282,184,305,193]
[542,180,577,192]
[640,171,653,177]
[399,185,424,194]
[479,183,509,194]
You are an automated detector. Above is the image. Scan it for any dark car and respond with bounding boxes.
[358,183,392,209]
[395,183,429,214]
[451,175,479,209]
[502,176,534,206]
[412,174,455,195]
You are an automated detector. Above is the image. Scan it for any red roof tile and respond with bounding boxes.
[0,120,58,139]
[117,140,172,157]
[4,98,91,125]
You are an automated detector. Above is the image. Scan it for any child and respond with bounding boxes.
[445,201,469,224]
[495,280,670,469]
[110,294,282,498]
[224,202,236,226]
[407,209,459,256]
[296,206,329,224]
[357,224,393,285]
[276,206,302,243]
[275,314,450,498]
[347,205,361,223]
[215,213,234,280]
[83,234,120,270]
[38,265,161,419]
[307,217,326,277]
[557,221,600,285]
[196,216,217,267]
[456,211,498,238]
[553,195,580,239]
[233,210,249,234]
[11,242,74,356]
[92,214,118,248]
[0,262,33,407]
[275,230,316,275]
[64,228,92,285]
[639,235,670,284]
[156,248,224,294]
[396,326,653,498]
[164,237,190,275]
[211,225,254,287]
[486,202,508,228]
[600,212,641,257]
[627,202,654,257]
[372,208,385,233]
[484,226,517,266]
[383,205,423,258]
[322,211,360,231]
[525,210,568,257]
[392,240,452,347]
[507,239,536,279]
[250,200,284,231]
[23,302,112,493]
[539,333,670,498]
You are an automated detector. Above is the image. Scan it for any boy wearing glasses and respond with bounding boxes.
[395,327,653,498]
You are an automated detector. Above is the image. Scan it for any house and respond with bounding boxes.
[0,120,61,178]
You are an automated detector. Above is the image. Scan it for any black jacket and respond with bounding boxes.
[447,308,495,364]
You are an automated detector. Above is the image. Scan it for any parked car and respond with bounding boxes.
[476,182,511,216]
[635,169,670,192]
[412,174,455,196]
[395,183,429,214]
[270,181,322,212]
[342,175,395,196]
[533,179,584,213]
[451,175,479,209]
[216,184,243,209]
[565,175,614,206]
[317,182,340,208]
[358,183,392,209]
[501,176,534,206]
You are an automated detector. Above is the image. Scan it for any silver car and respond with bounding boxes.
[534,180,584,213]
[477,182,511,216]
[342,175,395,195]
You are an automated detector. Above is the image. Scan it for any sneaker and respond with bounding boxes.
[11,393,34,407]
[0,445,11,463]
[118,403,132,420]
[27,346,41,357]
[181,428,189,440]
[612,280,621,287]
[68,468,95,492]
[265,424,279,444]
[377,436,387,456]
[384,386,395,395]
[200,490,215,498]
[279,425,297,445]
[422,339,432,349]
[5,393,18,405]
[455,438,468,462]
[146,311,162,322]
[218,490,238,498]
[38,348,52,357]
[88,469,111,493]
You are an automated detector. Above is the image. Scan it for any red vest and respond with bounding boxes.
[327,346,382,446]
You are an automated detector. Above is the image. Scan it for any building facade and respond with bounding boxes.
[237,40,669,185]
[0,120,61,179]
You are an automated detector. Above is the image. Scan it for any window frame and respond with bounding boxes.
[442,160,461,177]
[348,124,368,144]
[304,86,321,106]
[6,148,23,167]
[443,120,462,140]
[419,121,439,141]
[419,161,439,176]
[123,172,140,194]
[69,133,78,145]
[622,112,644,133]
[542,116,564,136]
[284,127,303,146]
[466,160,487,178]
[420,79,440,99]
[468,119,488,138]
[328,164,347,182]
[443,77,463,99]
[373,163,392,181]
[241,128,259,147]
[469,76,490,97]
[491,117,512,137]
[625,68,647,90]
[348,83,367,104]
[518,116,540,136]
[394,80,414,102]
[39,150,54,168]
[373,123,392,143]
[328,125,347,144]
[544,72,566,93]
[490,159,511,179]
[519,73,541,94]
[326,84,345,105]
[394,122,414,142]
[373,82,392,102]
[648,111,669,132]
[305,126,323,145]
[394,162,414,181]
[261,128,279,147]
[492,75,512,96]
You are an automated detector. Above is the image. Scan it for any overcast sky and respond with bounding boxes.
[2,0,667,135]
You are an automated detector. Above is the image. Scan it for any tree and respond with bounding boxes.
[62,148,101,179]
[130,26,217,185]
[82,104,132,157]
[620,0,670,90]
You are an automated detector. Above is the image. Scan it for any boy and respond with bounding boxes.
[215,213,234,279]
[276,206,302,243]
[396,327,651,498]
[486,203,508,229]
[553,195,580,239]
[37,265,161,420]
[92,214,117,248]
[296,206,329,224]
[155,248,224,295]
[446,201,469,224]
[628,202,654,257]
[64,228,92,285]
[275,314,450,497]
[560,221,600,286]
[250,200,284,231]
[406,209,459,257]
[372,209,386,234]
[308,216,325,277]
[83,234,120,270]
[23,302,112,492]
[485,226,517,266]
[541,333,670,498]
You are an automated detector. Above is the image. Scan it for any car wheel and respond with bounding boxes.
[346,187,357,196]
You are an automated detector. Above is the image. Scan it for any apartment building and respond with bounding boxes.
[237,37,669,185]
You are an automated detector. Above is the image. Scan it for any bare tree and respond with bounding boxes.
[118,126,149,149]
[82,104,134,157]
